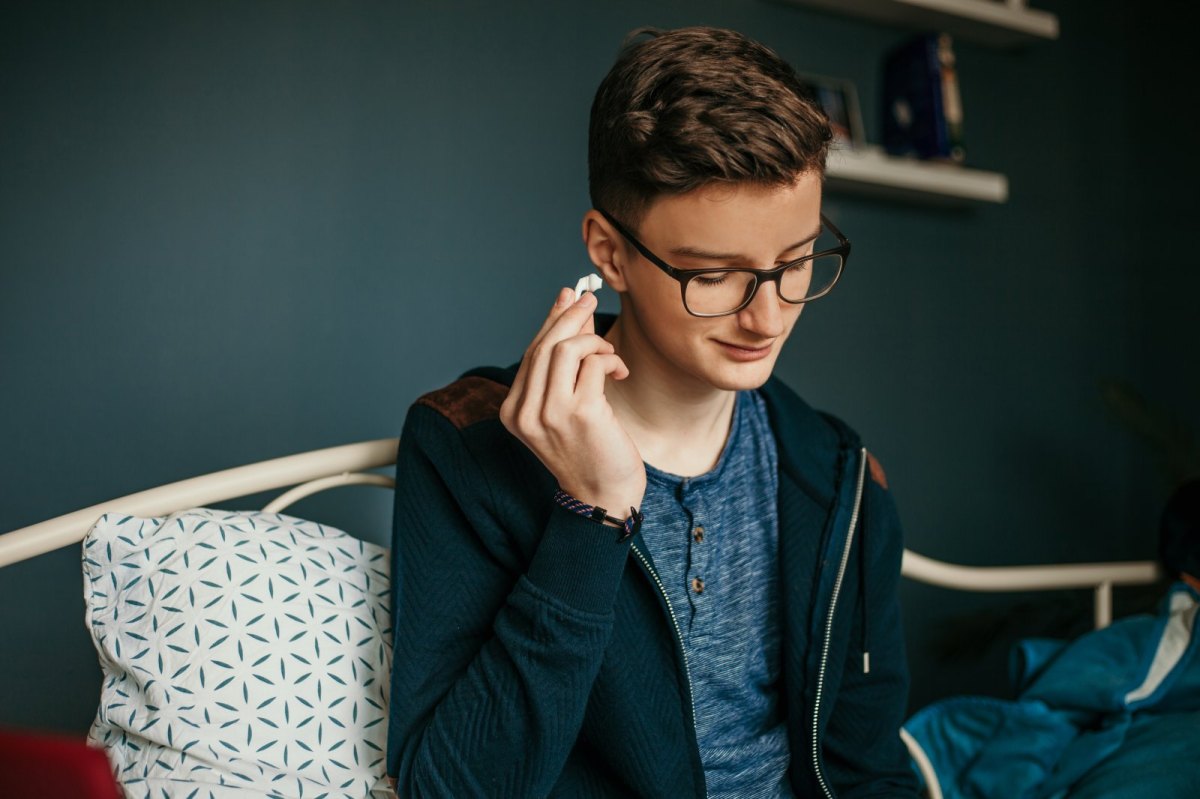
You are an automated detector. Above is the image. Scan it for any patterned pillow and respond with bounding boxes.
[83,508,393,799]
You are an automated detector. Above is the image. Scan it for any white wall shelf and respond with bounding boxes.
[784,0,1059,48]
[826,145,1008,204]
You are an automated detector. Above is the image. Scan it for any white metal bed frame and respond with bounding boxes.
[0,438,1163,799]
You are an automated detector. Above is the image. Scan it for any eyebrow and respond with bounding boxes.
[666,225,823,263]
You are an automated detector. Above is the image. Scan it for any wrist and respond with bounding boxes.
[553,489,644,541]
[555,481,644,521]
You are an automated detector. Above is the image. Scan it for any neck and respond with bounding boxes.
[603,315,737,476]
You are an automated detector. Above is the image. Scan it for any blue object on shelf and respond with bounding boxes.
[882,33,965,163]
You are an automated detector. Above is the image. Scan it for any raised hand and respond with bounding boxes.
[500,288,646,519]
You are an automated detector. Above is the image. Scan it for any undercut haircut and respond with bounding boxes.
[588,26,833,229]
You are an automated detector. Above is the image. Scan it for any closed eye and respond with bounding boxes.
[692,272,733,286]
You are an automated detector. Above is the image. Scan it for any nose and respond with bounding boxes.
[736,278,787,338]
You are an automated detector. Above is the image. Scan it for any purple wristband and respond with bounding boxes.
[553,489,643,541]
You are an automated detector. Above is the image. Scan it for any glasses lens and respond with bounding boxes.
[683,254,844,315]
[684,271,758,316]
[779,253,843,303]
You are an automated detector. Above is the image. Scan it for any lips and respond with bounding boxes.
[715,340,774,361]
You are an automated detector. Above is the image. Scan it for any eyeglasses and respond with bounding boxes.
[598,209,851,318]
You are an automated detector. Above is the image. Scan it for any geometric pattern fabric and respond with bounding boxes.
[83,509,394,798]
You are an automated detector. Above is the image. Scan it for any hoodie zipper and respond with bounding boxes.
[811,448,868,799]
[630,542,705,799]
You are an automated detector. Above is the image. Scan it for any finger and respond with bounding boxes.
[510,287,575,405]
[574,352,628,402]
[522,292,599,412]
[527,287,579,356]
[542,290,597,345]
[520,289,591,390]
[581,302,596,336]
[543,333,616,410]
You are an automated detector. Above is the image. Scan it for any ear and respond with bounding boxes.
[581,210,632,292]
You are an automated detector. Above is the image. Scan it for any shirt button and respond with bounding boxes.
[693,525,705,543]
[691,577,705,594]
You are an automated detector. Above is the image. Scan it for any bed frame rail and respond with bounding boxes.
[903,551,1160,629]
[0,438,399,569]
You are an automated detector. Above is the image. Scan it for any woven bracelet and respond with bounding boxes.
[553,489,643,541]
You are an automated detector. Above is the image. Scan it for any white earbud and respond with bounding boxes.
[573,273,603,301]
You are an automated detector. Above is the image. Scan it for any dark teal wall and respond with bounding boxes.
[3,0,1195,733]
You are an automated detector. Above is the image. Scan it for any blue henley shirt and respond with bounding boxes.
[638,389,793,798]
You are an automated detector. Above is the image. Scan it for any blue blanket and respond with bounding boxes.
[905,582,1200,798]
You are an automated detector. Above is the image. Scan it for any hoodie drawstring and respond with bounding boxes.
[858,451,872,675]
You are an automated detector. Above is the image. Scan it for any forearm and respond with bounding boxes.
[394,569,619,797]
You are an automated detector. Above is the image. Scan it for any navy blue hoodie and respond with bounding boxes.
[386,337,918,797]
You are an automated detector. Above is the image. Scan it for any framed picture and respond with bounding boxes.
[795,73,865,149]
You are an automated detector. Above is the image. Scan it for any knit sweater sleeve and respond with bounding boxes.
[821,464,921,797]
[385,400,633,797]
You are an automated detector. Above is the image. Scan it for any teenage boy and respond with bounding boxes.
[387,26,919,798]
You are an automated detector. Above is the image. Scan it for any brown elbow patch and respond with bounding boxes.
[866,451,889,490]
[417,376,509,430]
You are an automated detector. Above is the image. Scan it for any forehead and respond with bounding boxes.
[639,173,823,249]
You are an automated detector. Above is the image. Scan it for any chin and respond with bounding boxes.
[701,360,778,392]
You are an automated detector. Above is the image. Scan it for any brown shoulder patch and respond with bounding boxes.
[416,376,509,430]
[866,451,889,490]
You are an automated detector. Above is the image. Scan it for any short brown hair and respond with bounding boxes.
[588,26,833,228]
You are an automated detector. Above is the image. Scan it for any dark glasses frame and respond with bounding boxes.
[597,208,851,318]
